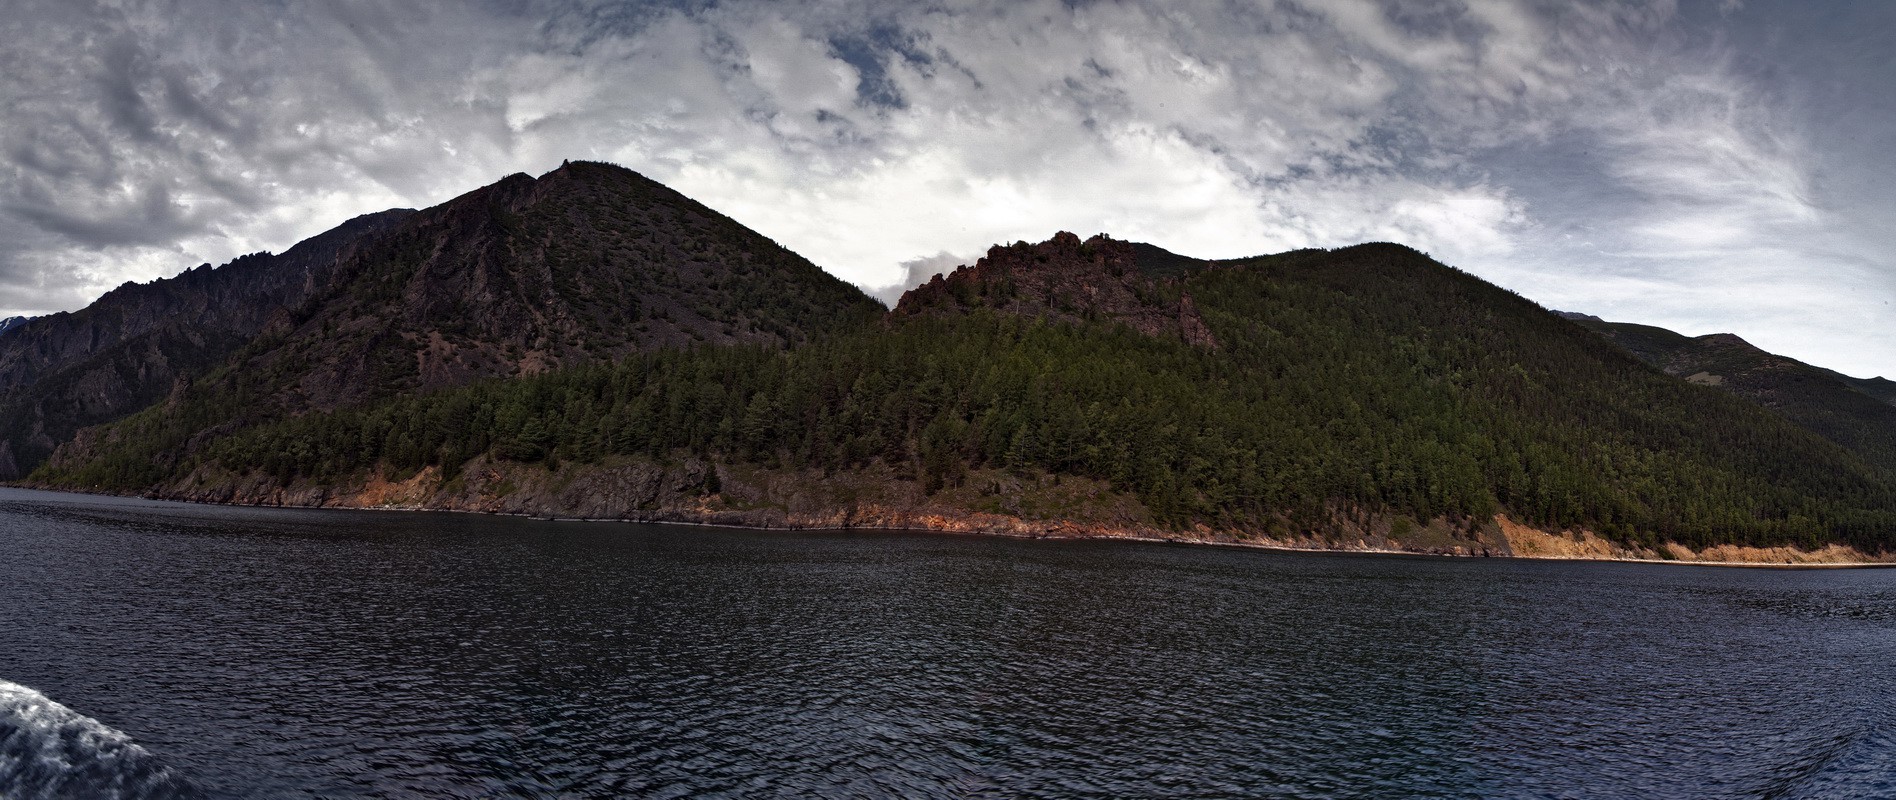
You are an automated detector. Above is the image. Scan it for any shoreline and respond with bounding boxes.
[11,483,1894,570]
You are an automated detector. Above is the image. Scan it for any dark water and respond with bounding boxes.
[3,488,1894,798]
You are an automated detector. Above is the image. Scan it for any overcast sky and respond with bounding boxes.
[3,0,1892,376]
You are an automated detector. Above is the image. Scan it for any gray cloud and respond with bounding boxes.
[868,251,971,307]
[7,181,203,247]
[0,0,1892,375]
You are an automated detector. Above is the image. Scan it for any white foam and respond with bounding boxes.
[0,679,193,799]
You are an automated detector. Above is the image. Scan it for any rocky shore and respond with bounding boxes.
[32,455,1893,568]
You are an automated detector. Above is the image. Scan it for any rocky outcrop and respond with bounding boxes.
[894,232,1218,348]
[1493,515,1893,565]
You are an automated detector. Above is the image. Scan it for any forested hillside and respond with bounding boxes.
[35,235,1896,554]
[1568,316,1896,473]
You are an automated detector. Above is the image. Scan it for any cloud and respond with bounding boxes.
[868,251,969,307]
[1453,7,1896,377]
[0,0,1890,375]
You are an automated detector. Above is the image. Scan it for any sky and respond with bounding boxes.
[2,1,1893,377]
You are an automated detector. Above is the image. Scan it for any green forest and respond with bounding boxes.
[38,243,1896,553]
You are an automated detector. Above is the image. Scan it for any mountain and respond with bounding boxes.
[0,160,882,479]
[0,317,30,336]
[1562,315,1896,473]
[186,160,881,415]
[0,210,412,478]
[31,228,1896,559]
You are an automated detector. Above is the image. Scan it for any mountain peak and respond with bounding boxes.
[183,158,882,411]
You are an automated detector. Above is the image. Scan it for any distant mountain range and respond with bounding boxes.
[10,162,1895,559]
[0,316,30,336]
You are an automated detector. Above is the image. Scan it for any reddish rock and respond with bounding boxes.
[894,232,1218,348]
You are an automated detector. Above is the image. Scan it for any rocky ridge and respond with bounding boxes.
[895,232,1217,348]
[0,209,412,478]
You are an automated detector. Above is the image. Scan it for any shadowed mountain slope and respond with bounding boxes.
[1833,374,1896,407]
[223,160,882,413]
[1,160,882,479]
[1564,315,1896,473]
[0,209,412,477]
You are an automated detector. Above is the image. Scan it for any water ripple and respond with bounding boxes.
[2,488,1894,797]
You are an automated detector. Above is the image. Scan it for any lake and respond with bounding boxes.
[2,486,1893,798]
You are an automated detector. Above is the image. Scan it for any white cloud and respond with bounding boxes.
[869,251,969,307]
[0,0,1890,375]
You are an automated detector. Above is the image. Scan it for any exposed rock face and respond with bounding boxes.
[70,455,1892,562]
[0,317,29,336]
[0,209,411,478]
[894,231,1218,347]
[0,210,410,393]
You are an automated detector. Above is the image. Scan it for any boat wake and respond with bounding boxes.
[0,680,197,799]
